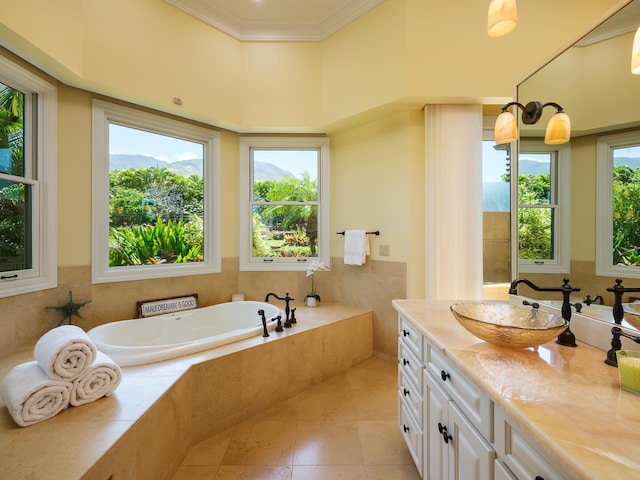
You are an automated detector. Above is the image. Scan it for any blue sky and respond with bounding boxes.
[482,141,510,182]
[109,124,317,179]
[109,124,203,163]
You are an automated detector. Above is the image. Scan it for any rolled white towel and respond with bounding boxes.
[0,361,72,427]
[34,325,97,382]
[70,351,122,407]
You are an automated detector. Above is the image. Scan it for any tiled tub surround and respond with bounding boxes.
[0,258,406,359]
[0,304,372,480]
[394,299,640,480]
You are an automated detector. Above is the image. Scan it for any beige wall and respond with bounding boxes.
[0,0,623,132]
[0,81,410,358]
[0,0,628,357]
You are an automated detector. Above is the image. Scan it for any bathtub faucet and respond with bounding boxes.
[264,292,295,328]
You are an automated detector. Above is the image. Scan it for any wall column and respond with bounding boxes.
[425,105,483,300]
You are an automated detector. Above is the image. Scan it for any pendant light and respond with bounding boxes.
[487,0,518,38]
[632,26,640,74]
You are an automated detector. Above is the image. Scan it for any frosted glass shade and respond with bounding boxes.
[494,111,518,144]
[487,0,517,38]
[545,112,571,145]
[632,26,640,74]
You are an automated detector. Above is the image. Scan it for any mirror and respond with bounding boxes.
[515,0,640,326]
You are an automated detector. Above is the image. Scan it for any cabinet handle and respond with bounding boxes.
[402,329,410,337]
[403,388,410,396]
[403,358,410,366]
[437,422,452,444]
[440,370,450,382]
[403,424,410,433]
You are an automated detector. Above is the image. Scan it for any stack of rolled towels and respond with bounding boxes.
[0,325,122,427]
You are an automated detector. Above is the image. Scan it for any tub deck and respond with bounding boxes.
[0,303,373,480]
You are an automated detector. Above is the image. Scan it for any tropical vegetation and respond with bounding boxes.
[252,173,318,258]
[108,167,204,266]
[0,84,26,272]
[517,173,553,260]
[613,164,640,265]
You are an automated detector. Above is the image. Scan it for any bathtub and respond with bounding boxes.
[87,301,282,367]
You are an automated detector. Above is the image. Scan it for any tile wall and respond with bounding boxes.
[0,258,406,359]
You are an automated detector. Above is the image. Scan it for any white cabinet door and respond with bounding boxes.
[425,369,450,480]
[448,402,495,480]
[425,369,495,480]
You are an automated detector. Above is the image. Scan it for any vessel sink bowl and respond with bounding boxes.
[450,302,568,349]
[622,303,640,330]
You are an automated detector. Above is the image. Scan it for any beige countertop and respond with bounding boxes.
[393,299,640,480]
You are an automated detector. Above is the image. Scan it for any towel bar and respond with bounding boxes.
[336,230,380,236]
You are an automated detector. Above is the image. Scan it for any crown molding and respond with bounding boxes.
[164,0,385,41]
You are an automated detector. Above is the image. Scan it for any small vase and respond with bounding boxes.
[305,296,318,307]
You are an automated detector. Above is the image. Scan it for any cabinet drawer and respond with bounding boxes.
[399,339,423,391]
[398,315,423,359]
[398,393,423,476]
[495,406,567,480]
[427,344,493,441]
[398,364,423,424]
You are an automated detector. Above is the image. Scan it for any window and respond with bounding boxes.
[596,131,640,278]
[517,140,570,274]
[0,56,57,298]
[92,100,220,283]
[481,137,511,284]
[239,137,329,271]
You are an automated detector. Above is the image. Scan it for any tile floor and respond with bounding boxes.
[171,356,421,480]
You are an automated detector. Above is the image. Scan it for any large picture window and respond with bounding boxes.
[239,137,329,271]
[92,100,220,283]
[0,56,57,298]
[596,131,640,278]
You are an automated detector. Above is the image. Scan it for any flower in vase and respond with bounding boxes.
[306,261,329,301]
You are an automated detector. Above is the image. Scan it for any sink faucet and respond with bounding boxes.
[264,292,294,327]
[509,278,580,347]
[583,294,604,306]
[604,279,640,366]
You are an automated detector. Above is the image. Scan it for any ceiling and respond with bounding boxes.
[163,0,385,41]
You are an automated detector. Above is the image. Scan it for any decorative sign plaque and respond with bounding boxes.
[136,294,198,318]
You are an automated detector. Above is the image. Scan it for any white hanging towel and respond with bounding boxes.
[344,230,370,265]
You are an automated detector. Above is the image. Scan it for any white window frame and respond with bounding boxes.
[517,140,570,274]
[239,136,330,271]
[596,130,640,278]
[91,100,220,283]
[0,55,57,298]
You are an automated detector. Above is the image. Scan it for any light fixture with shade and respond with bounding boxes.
[632,25,640,74]
[494,101,571,145]
[487,0,518,38]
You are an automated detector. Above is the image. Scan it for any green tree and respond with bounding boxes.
[255,173,318,255]
[612,165,640,265]
[109,167,203,227]
[108,166,204,266]
[518,174,552,259]
[0,84,25,271]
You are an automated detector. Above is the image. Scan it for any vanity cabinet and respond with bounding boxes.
[397,310,569,480]
[423,342,495,480]
[398,314,424,476]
